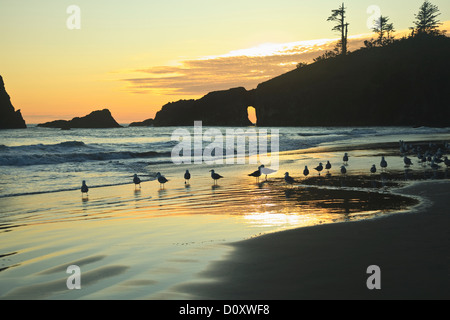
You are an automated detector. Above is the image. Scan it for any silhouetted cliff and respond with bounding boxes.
[254,35,450,127]
[0,75,26,129]
[38,109,122,129]
[153,87,253,127]
[149,35,450,127]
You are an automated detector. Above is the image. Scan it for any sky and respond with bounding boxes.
[1,0,449,124]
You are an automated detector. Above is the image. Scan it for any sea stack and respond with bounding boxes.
[0,75,27,129]
[38,109,122,129]
[129,118,154,127]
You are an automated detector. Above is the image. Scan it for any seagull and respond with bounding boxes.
[284,172,295,185]
[444,156,450,168]
[314,163,323,175]
[420,155,427,166]
[343,153,349,165]
[156,172,168,189]
[303,165,309,177]
[430,160,440,171]
[209,170,223,185]
[81,180,89,196]
[248,167,262,183]
[370,164,377,174]
[259,165,277,181]
[380,156,388,171]
[325,161,332,173]
[133,174,141,189]
[340,166,347,175]
[404,156,413,167]
[184,170,191,184]
[433,155,444,164]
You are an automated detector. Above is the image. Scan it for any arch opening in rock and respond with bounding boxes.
[247,106,257,126]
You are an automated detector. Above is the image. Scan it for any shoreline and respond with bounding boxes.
[179,179,450,299]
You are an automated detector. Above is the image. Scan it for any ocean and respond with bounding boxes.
[0,124,449,299]
[1,125,448,198]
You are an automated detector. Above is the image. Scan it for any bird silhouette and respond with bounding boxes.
[314,163,323,175]
[209,170,223,185]
[325,161,332,173]
[156,172,168,189]
[380,156,388,171]
[444,156,450,168]
[81,180,89,196]
[403,156,413,167]
[248,167,262,183]
[133,174,141,189]
[184,170,191,184]
[343,153,349,165]
[303,165,309,177]
[284,172,295,185]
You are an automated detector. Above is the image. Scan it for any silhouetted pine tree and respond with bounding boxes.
[327,3,349,55]
[412,1,442,36]
[372,15,395,46]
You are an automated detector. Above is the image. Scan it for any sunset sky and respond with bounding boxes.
[1,0,449,124]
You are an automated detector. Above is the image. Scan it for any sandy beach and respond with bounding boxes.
[179,179,450,300]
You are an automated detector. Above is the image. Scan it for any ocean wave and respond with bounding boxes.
[0,140,88,152]
[349,128,378,135]
[0,150,171,166]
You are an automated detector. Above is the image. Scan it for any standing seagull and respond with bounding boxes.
[325,161,332,173]
[248,167,262,183]
[209,170,223,185]
[343,153,349,165]
[303,165,309,177]
[404,156,413,167]
[133,174,141,189]
[380,156,388,171]
[81,180,89,196]
[430,160,440,171]
[444,156,450,168]
[314,163,324,175]
[370,164,377,174]
[156,172,169,189]
[340,166,347,175]
[184,170,191,184]
[284,172,295,185]
[259,165,277,181]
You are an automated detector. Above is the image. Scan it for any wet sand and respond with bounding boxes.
[179,179,450,300]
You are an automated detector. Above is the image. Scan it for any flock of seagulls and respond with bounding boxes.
[399,140,450,171]
[280,140,449,187]
[81,140,449,196]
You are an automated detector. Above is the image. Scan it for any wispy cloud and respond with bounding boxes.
[121,22,450,97]
[121,38,344,96]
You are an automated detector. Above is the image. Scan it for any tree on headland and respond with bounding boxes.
[411,1,442,36]
[327,3,349,56]
[296,62,308,69]
[313,47,339,62]
[313,3,349,62]
[372,15,395,46]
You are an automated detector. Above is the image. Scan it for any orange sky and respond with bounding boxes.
[1,1,449,124]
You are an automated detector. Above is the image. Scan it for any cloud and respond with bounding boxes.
[121,22,450,97]
[121,38,344,96]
